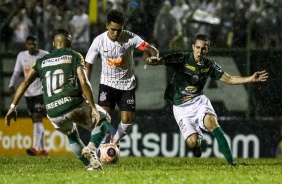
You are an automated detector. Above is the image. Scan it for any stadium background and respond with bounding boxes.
[0,0,282,158]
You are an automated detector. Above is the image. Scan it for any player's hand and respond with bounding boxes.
[8,86,15,95]
[252,70,268,82]
[144,57,162,69]
[5,108,17,127]
[91,108,100,127]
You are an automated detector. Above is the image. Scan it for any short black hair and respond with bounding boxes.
[53,29,72,40]
[194,34,210,46]
[26,35,37,42]
[107,9,126,25]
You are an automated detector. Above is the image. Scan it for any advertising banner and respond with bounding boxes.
[0,117,280,158]
[0,118,73,155]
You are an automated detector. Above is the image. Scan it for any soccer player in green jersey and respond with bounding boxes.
[146,34,268,166]
[5,29,110,171]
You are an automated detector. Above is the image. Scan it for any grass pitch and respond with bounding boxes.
[1,156,282,184]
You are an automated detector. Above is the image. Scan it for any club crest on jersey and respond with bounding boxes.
[119,43,129,54]
[178,119,187,132]
[99,92,107,102]
[127,98,135,105]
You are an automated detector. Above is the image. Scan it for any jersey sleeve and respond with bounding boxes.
[14,52,23,72]
[85,36,100,64]
[127,31,146,50]
[210,61,224,80]
[137,41,148,51]
[31,59,40,74]
[75,52,85,68]
[9,53,24,86]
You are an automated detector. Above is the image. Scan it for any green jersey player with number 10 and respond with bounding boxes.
[146,34,268,166]
[5,29,111,171]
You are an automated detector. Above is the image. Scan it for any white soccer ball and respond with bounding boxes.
[97,143,120,164]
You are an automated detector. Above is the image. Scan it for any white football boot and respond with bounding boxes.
[81,146,103,171]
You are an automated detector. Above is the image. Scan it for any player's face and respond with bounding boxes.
[25,40,38,55]
[106,22,123,41]
[192,39,210,63]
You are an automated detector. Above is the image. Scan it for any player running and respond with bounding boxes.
[85,9,159,146]
[5,29,110,171]
[8,35,49,156]
[146,34,268,166]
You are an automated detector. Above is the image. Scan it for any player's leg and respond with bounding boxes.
[112,88,135,144]
[47,115,90,168]
[25,96,47,156]
[204,114,235,165]
[112,111,134,144]
[66,102,111,170]
[173,109,203,157]
[199,95,236,165]
[97,84,116,144]
[34,95,48,155]
[173,98,204,157]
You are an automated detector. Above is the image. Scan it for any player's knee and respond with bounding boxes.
[186,134,199,148]
[204,114,219,131]
[31,112,43,122]
[120,115,133,124]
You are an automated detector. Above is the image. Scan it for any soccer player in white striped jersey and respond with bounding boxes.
[8,35,49,156]
[85,9,159,146]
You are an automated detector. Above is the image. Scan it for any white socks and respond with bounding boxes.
[33,122,45,150]
[112,121,132,143]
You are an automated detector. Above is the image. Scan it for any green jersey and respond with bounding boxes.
[32,48,85,117]
[164,52,224,105]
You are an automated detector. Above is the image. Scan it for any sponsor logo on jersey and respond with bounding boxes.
[119,43,130,54]
[42,55,72,67]
[46,97,73,110]
[201,68,210,73]
[178,119,187,133]
[99,92,107,102]
[127,98,135,105]
[184,64,195,71]
[184,86,197,93]
[106,79,131,84]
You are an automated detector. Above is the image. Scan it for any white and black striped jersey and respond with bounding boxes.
[9,49,49,97]
[85,30,146,90]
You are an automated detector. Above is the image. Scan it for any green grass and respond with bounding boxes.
[0,156,282,184]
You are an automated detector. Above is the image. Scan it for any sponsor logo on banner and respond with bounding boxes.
[0,119,260,158]
[0,118,72,155]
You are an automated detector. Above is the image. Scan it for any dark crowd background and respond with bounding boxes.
[0,0,281,52]
[1,0,282,158]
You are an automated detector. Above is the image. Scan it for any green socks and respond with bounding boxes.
[212,127,234,164]
[90,120,110,147]
[67,120,110,167]
[68,133,89,166]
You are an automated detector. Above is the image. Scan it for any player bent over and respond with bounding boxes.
[146,34,268,166]
[5,29,110,171]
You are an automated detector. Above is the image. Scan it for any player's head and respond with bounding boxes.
[25,35,38,55]
[192,34,210,62]
[106,9,126,41]
[53,29,72,49]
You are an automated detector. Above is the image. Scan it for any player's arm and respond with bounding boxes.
[85,62,93,79]
[77,66,100,125]
[9,54,22,95]
[5,68,38,127]
[143,43,159,57]
[8,70,21,95]
[219,70,268,84]
[145,52,185,66]
[137,41,159,69]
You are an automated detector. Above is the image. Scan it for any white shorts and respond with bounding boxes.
[48,101,110,135]
[173,95,217,140]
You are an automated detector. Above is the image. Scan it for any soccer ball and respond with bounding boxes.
[97,143,120,164]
